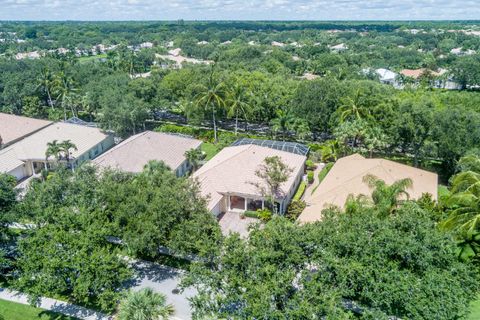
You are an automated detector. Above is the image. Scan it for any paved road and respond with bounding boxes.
[127,260,196,320]
[0,287,111,320]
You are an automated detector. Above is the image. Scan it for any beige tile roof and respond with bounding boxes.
[0,122,110,173]
[93,131,202,173]
[298,154,438,224]
[0,113,52,146]
[193,144,306,211]
[400,68,443,79]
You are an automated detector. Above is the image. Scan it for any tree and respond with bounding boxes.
[362,174,413,215]
[59,140,78,162]
[53,71,78,120]
[338,89,370,123]
[270,109,295,140]
[195,69,225,143]
[118,288,174,320]
[184,203,478,320]
[45,140,62,162]
[226,84,252,135]
[251,156,292,215]
[0,174,16,213]
[184,148,203,173]
[36,68,55,109]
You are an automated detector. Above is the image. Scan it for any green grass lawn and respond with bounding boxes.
[201,142,221,161]
[468,297,480,320]
[78,53,107,63]
[0,299,78,320]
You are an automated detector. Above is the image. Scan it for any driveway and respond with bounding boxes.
[127,260,196,320]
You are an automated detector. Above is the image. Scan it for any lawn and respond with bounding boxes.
[201,142,221,161]
[78,53,107,63]
[0,299,78,320]
[468,297,480,320]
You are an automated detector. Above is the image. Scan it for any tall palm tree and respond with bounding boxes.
[270,109,294,140]
[45,140,62,162]
[117,288,174,320]
[36,68,55,109]
[319,140,340,163]
[53,71,78,120]
[338,89,370,123]
[362,174,413,215]
[226,84,252,135]
[195,68,225,143]
[59,140,78,162]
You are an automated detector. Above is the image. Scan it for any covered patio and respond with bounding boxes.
[227,194,280,213]
[217,211,259,237]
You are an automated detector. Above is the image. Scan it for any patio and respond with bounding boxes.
[218,211,260,237]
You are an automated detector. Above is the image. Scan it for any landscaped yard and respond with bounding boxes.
[78,53,107,63]
[201,142,221,160]
[468,297,480,320]
[0,299,78,320]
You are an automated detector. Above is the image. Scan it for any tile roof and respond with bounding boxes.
[93,131,202,173]
[0,113,52,146]
[297,154,438,224]
[193,144,306,211]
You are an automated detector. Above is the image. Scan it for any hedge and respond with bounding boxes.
[293,181,307,201]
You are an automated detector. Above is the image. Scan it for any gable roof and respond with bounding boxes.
[93,131,202,173]
[0,122,110,173]
[0,113,52,147]
[193,144,306,211]
[298,154,438,224]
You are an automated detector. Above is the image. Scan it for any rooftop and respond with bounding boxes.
[0,113,52,147]
[193,143,306,211]
[93,131,202,173]
[297,154,438,224]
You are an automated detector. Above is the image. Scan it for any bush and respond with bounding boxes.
[293,182,307,201]
[244,210,260,219]
[257,209,272,222]
[318,162,334,184]
[286,200,306,220]
[305,160,317,170]
[307,170,314,184]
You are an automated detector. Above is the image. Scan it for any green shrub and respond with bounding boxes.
[293,181,307,201]
[318,162,334,184]
[257,209,272,222]
[244,210,260,219]
[307,170,314,184]
[286,200,306,220]
[305,160,317,170]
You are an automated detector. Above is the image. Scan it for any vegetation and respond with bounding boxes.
[118,288,174,320]
[0,299,78,320]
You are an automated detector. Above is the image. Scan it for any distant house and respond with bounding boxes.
[197,40,209,45]
[329,43,348,52]
[93,131,202,177]
[139,42,154,49]
[0,113,52,148]
[15,51,41,60]
[0,122,113,181]
[248,41,256,46]
[221,40,232,45]
[193,139,307,216]
[375,68,399,86]
[451,47,476,56]
[300,72,320,81]
[297,154,438,224]
[168,48,182,56]
[271,41,285,47]
[400,68,461,90]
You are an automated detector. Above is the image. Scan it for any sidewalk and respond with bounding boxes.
[303,163,325,203]
[0,287,111,320]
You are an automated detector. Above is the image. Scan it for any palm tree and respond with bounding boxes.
[195,68,225,143]
[362,174,413,215]
[270,109,294,140]
[319,140,340,163]
[117,288,174,320]
[45,140,62,162]
[53,71,78,120]
[184,148,203,173]
[338,89,370,123]
[36,68,55,109]
[226,84,252,135]
[59,140,78,162]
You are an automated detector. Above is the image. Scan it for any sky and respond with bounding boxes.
[0,0,479,21]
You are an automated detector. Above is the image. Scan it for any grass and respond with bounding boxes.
[201,142,221,161]
[78,53,107,63]
[0,299,79,320]
[468,297,480,320]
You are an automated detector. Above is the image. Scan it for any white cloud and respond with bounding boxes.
[0,0,477,20]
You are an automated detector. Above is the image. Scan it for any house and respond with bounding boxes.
[0,113,52,148]
[168,48,182,56]
[300,72,320,81]
[297,154,438,224]
[193,139,307,216]
[140,42,154,49]
[93,131,202,177]
[221,40,232,45]
[197,41,209,45]
[15,51,41,60]
[329,43,348,52]
[271,41,285,47]
[375,68,399,86]
[399,68,461,90]
[451,47,476,56]
[0,122,114,181]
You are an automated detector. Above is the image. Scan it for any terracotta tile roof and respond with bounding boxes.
[298,154,438,224]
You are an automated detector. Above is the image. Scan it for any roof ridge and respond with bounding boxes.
[94,131,146,160]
